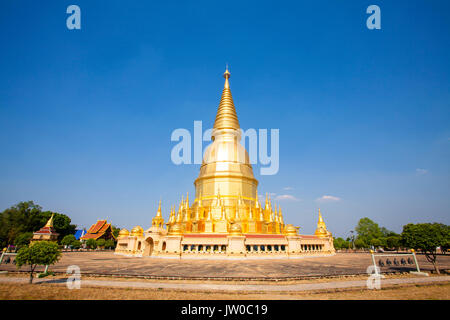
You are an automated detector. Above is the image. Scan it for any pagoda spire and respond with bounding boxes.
[156,199,162,217]
[45,214,55,228]
[279,205,284,224]
[318,208,324,223]
[212,67,240,135]
[185,192,189,210]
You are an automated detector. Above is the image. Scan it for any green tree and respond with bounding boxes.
[370,238,382,247]
[14,232,33,247]
[105,239,115,249]
[354,238,367,249]
[401,223,450,274]
[15,241,61,284]
[61,234,76,247]
[333,237,349,250]
[355,218,382,246]
[386,235,402,251]
[0,201,42,247]
[86,238,97,249]
[96,239,106,248]
[72,240,81,249]
[0,201,76,246]
[111,225,120,238]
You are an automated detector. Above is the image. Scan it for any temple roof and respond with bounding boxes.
[81,220,116,240]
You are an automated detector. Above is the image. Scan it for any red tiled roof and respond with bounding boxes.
[87,220,107,234]
[81,220,116,240]
[81,233,105,240]
[34,226,59,235]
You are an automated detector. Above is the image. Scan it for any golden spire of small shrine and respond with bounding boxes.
[44,214,55,228]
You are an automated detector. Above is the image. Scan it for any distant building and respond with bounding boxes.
[31,214,59,242]
[81,220,116,241]
[74,228,87,240]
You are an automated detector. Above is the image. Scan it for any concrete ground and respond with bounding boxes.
[1,251,449,279]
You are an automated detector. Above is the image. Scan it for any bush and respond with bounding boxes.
[61,234,76,247]
[86,238,97,249]
[96,239,106,248]
[105,239,115,249]
[72,240,81,249]
[14,232,33,247]
[333,237,349,250]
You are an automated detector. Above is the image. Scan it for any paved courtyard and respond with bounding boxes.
[1,252,449,279]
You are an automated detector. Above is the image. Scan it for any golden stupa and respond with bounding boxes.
[115,69,335,258]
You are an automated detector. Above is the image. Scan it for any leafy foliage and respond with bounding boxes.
[0,201,76,247]
[61,234,77,247]
[14,232,33,247]
[96,239,106,247]
[111,225,120,238]
[333,237,349,250]
[355,217,382,246]
[401,223,450,274]
[15,241,61,283]
[105,239,115,249]
[86,238,97,249]
[72,240,81,249]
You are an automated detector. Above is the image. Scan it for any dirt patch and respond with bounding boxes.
[0,282,449,300]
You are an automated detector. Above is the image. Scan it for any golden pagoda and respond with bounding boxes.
[31,214,59,242]
[115,68,335,258]
[314,209,331,238]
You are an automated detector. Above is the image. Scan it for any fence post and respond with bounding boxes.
[411,249,421,273]
[370,249,379,276]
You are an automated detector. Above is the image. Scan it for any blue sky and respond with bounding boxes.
[0,1,449,237]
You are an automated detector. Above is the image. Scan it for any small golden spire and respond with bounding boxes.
[265,193,269,210]
[279,205,284,224]
[259,207,264,221]
[318,208,324,223]
[156,199,162,217]
[315,208,329,237]
[45,214,55,228]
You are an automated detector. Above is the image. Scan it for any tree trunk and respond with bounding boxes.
[29,265,34,284]
[433,261,440,275]
[425,252,440,274]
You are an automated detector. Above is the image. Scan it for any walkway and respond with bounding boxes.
[1,275,449,292]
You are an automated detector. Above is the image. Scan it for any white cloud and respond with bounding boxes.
[416,168,428,175]
[316,195,341,202]
[283,187,294,190]
[275,194,301,201]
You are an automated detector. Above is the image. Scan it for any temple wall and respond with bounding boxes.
[115,233,334,259]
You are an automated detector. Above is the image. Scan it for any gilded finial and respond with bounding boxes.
[156,199,162,217]
[212,67,240,134]
[44,213,55,228]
